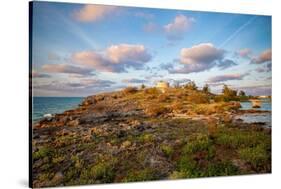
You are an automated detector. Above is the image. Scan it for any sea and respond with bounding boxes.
[238,100,272,127]
[240,100,271,111]
[32,97,83,123]
[32,97,272,126]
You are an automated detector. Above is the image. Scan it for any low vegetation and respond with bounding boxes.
[32,81,271,187]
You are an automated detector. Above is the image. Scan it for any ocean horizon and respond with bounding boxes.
[32,97,84,123]
[32,96,272,124]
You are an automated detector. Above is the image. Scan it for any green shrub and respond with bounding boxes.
[177,156,197,175]
[123,168,158,182]
[160,144,174,158]
[216,130,270,149]
[238,145,269,169]
[138,133,155,143]
[183,134,211,154]
[80,159,116,183]
[204,161,239,176]
[52,155,65,164]
[33,146,53,160]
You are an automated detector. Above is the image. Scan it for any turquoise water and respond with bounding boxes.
[238,100,272,127]
[32,97,83,123]
[240,100,271,111]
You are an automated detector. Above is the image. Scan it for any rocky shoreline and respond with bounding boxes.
[32,88,271,187]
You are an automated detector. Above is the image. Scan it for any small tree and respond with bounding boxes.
[222,84,237,97]
[203,84,210,93]
[140,84,146,89]
[221,84,238,101]
[184,81,197,90]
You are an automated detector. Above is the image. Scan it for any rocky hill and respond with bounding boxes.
[32,87,271,187]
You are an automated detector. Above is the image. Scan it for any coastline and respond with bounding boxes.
[32,88,271,187]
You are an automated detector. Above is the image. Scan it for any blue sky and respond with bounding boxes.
[31,2,272,97]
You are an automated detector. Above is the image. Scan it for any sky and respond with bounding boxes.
[31,2,272,97]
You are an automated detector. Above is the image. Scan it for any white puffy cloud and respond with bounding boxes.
[164,15,194,40]
[72,44,152,72]
[169,43,236,73]
[180,43,224,64]
[143,15,194,41]
[74,4,118,22]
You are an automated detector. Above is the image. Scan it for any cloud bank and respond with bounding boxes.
[72,44,152,73]
[122,79,147,84]
[208,73,248,83]
[169,43,237,74]
[42,64,94,76]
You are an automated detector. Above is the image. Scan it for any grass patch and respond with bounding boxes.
[123,168,158,182]
[238,145,270,170]
[182,134,211,154]
[160,144,174,158]
[138,133,155,143]
[216,130,270,149]
[80,158,117,183]
[33,146,53,160]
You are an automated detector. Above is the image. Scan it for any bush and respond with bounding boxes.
[123,87,138,95]
[204,161,239,176]
[182,134,211,154]
[216,130,270,149]
[177,156,197,175]
[123,168,158,182]
[33,146,53,160]
[160,144,174,158]
[139,133,155,143]
[80,159,116,183]
[238,145,269,169]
